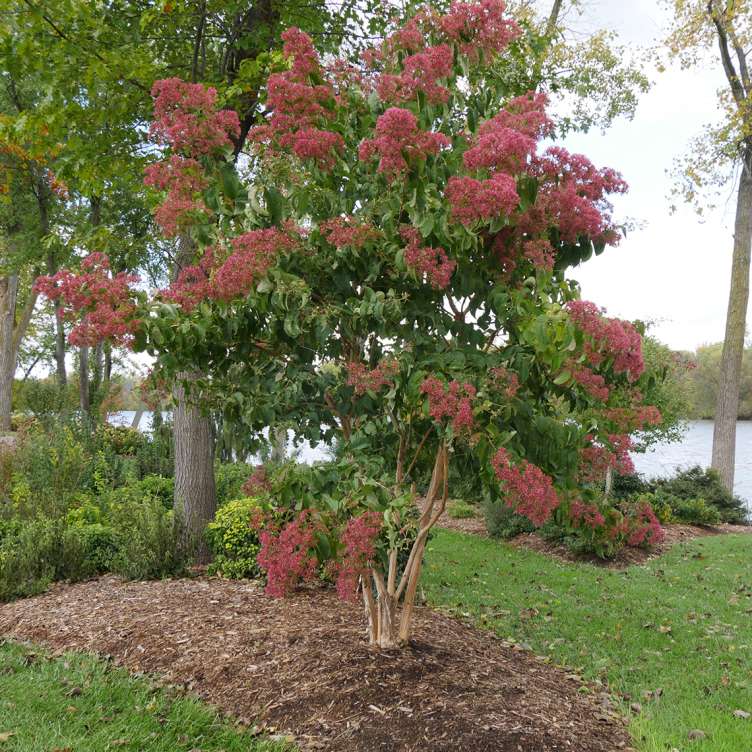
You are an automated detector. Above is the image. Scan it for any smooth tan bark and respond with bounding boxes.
[712,155,752,490]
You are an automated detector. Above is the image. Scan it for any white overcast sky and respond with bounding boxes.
[549,0,738,352]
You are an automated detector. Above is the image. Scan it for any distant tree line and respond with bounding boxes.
[682,343,752,420]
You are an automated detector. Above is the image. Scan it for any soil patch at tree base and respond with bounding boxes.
[0,576,633,751]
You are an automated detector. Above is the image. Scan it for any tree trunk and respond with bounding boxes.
[712,153,752,491]
[79,346,90,418]
[0,276,18,432]
[173,374,216,562]
[171,234,217,563]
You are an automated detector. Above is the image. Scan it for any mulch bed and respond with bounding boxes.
[0,576,633,752]
[506,523,752,568]
[435,511,752,568]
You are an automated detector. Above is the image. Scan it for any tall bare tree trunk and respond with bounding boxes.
[712,152,752,491]
[172,234,216,563]
[0,273,37,432]
[79,346,90,418]
[47,253,67,390]
[0,276,18,433]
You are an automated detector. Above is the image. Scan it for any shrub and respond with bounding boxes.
[611,472,655,500]
[215,462,252,506]
[109,498,187,580]
[206,497,267,579]
[670,496,722,525]
[447,500,477,519]
[483,499,535,539]
[654,466,748,524]
[0,518,96,601]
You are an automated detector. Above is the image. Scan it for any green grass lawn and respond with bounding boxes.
[0,641,289,752]
[423,529,752,752]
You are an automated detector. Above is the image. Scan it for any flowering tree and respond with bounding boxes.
[39,1,665,648]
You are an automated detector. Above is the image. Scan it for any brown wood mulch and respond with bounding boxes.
[506,522,752,568]
[0,576,634,752]
[436,511,752,568]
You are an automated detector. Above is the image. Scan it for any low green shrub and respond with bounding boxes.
[653,466,748,524]
[109,497,187,580]
[215,462,252,506]
[0,518,98,601]
[447,500,477,519]
[483,499,535,539]
[206,497,266,579]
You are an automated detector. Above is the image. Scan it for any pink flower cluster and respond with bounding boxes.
[491,447,560,525]
[149,78,239,157]
[250,29,343,170]
[522,239,555,271]
[212,229,298,301]
[144,156,209,238]
[160,228,298,308]
[420,377,476,434]
[346,359,399,395]
[602,405,662,433]
[567,300,644,380]
[401,226,455,289]
[334,511,383,601]
[490,366,520,399]
[359,107,449,180]
[320,216,381,249]
[34,253,140,347]
[462,117,537,174]
[626,502,665,547]
[377,44,453,104]
[569,500,606,530]
[242,466,272,497]
[445,173,519,225]
[569,363,610,402]
[523,147,628,245]
[578,432,635,484]
[438,0,521,60]
[257,510,321,598]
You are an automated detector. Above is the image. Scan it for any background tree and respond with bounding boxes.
[666,0,752,490]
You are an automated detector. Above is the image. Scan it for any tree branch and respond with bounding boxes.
[708,0,747,106]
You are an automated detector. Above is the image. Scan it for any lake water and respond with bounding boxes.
[110,413,752,507]
[633,420,752,506]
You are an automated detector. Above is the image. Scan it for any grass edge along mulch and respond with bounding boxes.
[423,528,752,752]
[0,575,634,752]
[0,640,290,752]
[437,511,752,568]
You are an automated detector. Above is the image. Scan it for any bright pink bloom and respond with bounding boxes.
[320,216,381,249]
[445,173,519,224]
[34,253,140,347]
[149,78,239,157]
[359,108,450,180]
[401,226,456,289]
[491,447,560,525]
[257,510,321,597]
[439,0,521,60]
[570,500,606,530]
[490,366,520,398]
[377,44,453,104]
[335,511,383,601]
[420,377,476,434]
[567,300,644,380]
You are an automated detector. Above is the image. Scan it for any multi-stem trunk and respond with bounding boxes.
[712,151,752,491]
[361,443,449,648]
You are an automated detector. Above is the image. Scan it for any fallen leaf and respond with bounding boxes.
[0,732,14,743]
[733,709,750,720]
[687,729,706,741]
